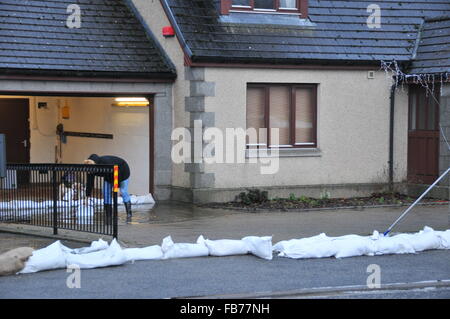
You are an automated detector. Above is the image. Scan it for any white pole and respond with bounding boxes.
[384,167,450,236]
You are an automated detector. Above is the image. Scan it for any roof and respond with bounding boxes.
[0,0,176,79]
[409,16,450,74]
[163,0,450,73]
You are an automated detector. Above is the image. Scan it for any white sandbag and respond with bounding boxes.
[371,231,415,255]
[123,245,163,262]
[274,233,337,259]
[278,237,338,259]
[333,235,376,258]
[76,204,94,224]
[134,194,155,205]
[242,236,273,260]
[65,239,128,269]
[161,235,209,259]
[63,189,74,201]
[407,226,442,252]
[273,233,329,253]
[118,194,155,205]
[204,239,250,257]
[436,230,450,249]
[72,239,109,255]
[20,241,68,274]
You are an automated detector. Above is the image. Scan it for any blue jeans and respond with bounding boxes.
[104,179,130,205]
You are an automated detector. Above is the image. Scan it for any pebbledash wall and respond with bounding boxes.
[186,68,410,203]
[440,84,450,188]
[131,0,191,200]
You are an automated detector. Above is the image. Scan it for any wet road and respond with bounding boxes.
[1,249,449,299]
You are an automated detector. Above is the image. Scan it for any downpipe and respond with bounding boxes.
[388,83,396,192]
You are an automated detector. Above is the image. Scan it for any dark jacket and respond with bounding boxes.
[86,155,130,197]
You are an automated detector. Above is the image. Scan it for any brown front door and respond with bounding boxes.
[407,85,440,184]
[0,98,30,185]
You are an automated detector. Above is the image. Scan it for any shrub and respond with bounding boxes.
[237,189,269,205]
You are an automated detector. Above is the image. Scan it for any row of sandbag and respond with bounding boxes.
[18,227,450,274]
[0,194,155,211]
[19,235,273,274]
[274,227,450,259]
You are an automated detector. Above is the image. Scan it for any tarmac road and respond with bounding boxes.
[0,249,449,299]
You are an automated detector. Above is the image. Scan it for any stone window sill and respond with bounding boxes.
[246,148,322,158]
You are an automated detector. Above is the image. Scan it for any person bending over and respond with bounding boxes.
[84,154,133,223]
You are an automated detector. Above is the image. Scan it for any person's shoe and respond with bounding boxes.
[104,204,113,225]
[124,202,132,223]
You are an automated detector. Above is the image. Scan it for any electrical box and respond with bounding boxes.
[0,134,6,178]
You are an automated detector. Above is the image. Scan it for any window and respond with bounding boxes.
[232,0,297,11]
[409,85,440,131]
[222,0,307,15]
[246,84,317,148]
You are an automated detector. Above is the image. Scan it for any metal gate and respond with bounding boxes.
[0,164,118,238]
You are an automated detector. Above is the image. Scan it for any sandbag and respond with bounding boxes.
[277,236,338,259]
[436,230,450,249]
[20,241,67,274]
[133,194,155,205]
[161,236,209,259]
[371,231,415,255]
[0,247,34,276]
[407,226,442,252]
[242,236,273,260]
[333,235,376,258]
[118,194,155,205]
[72,239,109,255]
[65,239,128,269]
[123,245,163,261]
[204,239,250,257]
[273,233,329,253]
[76,204,95,224]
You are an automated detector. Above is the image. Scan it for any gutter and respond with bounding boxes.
[123,0,177,76]
[411,19,425,61]
[159,0,194,58]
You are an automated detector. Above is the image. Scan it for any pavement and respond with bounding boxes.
[0,202,449,299]
[0,201,449,251]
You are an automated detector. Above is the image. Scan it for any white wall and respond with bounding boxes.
[0,96,150,195]
[60,97,150,195]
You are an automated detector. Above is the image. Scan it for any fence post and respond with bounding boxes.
[52,167,58,235]
[113,165,119,239]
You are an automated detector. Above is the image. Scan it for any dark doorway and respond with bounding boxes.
[407,85,440,184]
[0,98,30,185]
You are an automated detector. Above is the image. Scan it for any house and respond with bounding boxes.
[1,0,449,203]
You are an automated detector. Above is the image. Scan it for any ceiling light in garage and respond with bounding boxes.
[113,98,150,107]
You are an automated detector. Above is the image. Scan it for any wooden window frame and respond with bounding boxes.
[221,0,308,17]
[247,83,317,149]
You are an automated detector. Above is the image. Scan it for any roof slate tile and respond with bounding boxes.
[164,0,450,73]
[0,0,176,78]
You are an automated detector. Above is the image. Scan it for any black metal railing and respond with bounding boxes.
[0,164,118,238]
